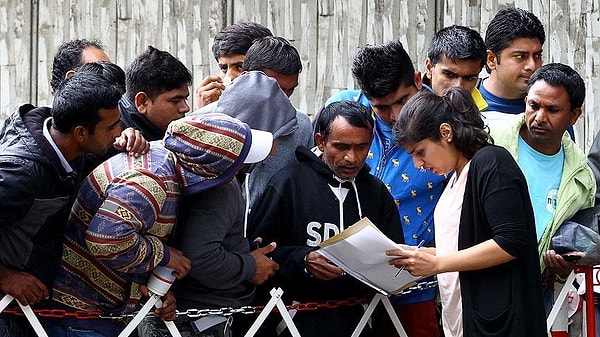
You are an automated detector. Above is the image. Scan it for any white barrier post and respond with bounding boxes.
[351,293,407,337]
[244,287,301,337]
[0,294,49,337]
[118,267,182,337]
[547,271,577,333]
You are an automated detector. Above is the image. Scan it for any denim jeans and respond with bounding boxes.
[138,316,232,337]
[44,322,108,337]
[0,317,31,337]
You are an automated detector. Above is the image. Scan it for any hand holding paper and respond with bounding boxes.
[318,218,424,295]
[305,251,345,280]
[386,241,437,277]
[393,240,425,278]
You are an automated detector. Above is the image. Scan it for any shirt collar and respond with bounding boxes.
[42,117,74,173]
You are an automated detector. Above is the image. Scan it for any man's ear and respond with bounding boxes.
[65,70,77,79]
[570,107,583,125]
[486,50,498,71]
[73,125,89,144]
[424,58,434,79]
[134,92,150,115]
[315,132,325,151]
[414,71,423,91]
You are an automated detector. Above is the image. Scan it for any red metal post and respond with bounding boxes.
[575,266,595,337]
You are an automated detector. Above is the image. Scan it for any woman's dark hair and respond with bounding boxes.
[393,87,492,159]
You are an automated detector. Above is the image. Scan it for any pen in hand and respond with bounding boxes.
[394,239,425,278]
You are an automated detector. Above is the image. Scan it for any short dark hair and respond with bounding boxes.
[393,87,491,160]
[314,101,373,141]
[52,72,121,134]
[212,22,273,60]
[242,36,302,75]
[51,38,105,93]
[528,63,585,110]
[125,46,192,102]
[485,7,545,73]
[351,40,416,99]
[75,61,126,95]
[427,25,486,68]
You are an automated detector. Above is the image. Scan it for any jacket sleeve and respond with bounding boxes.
[179,183,256,288]
[0,157,40,226]
[84,170,170,273]
[248,180,313,280]
[588,131,600,205]
[475,148,533,258]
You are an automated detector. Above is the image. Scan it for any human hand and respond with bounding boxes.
[113,127,150,157]
[0,266,48,305]
[543,249,584,277]
[386,246,437,277]
[305,251,345,280]
[164,247,191,279]
[138,285,177,321]
[194,75,226,108]
[249,242,279,285]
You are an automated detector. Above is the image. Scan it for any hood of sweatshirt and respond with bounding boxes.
[214,70,298,139]
[0,104,71,181]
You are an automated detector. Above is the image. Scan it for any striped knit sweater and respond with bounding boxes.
[52,143,180,315]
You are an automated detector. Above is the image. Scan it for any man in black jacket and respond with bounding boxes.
[248,101,404,337]
[0,72,144,336]
[119,46,193,142]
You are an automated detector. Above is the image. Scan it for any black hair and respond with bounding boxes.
[314,101,374,141]
[75,61,126,95]
[52,72,121,134]
[351,40,416,99]
[528,63,585,110]
[212,22,273,60]
[393,87,492,160]
[125,46,192,102]
[242,36,302,75]
[427,25,486,68]
[51,38,105,93]
[484,7,545,73]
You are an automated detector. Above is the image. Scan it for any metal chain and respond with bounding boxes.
[398,280,438,295]
[2,280,438,320]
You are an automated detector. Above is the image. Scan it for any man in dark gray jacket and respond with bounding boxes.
[137,116,280,337]
[0,72,145,336]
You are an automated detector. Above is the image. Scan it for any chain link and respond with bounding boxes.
[398,280,438,295]
[1,280,438,320]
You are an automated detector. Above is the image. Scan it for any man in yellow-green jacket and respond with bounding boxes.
[491,63,595,333]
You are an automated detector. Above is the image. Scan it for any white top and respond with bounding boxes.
[434,161,471,337]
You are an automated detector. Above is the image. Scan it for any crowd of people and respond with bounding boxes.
[0,6,598,337]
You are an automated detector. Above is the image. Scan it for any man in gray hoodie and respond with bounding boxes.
[193,70,313,214]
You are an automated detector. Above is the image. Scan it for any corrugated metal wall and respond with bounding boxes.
[1,0,599,150]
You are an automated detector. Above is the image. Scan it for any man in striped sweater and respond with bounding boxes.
[46,113,274,336]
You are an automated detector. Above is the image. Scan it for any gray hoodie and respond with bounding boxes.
[215,71,300,138]
[194,71,313,213]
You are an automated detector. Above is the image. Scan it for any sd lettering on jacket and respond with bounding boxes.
[306,221,340,246]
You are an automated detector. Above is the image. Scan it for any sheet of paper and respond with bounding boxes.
[318,218,423,295]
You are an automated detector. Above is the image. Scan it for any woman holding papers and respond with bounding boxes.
[387,87,545,337]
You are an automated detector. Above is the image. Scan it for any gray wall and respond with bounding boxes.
[1,0,599,150]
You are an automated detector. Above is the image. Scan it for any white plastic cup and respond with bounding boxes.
[147,266,176,296]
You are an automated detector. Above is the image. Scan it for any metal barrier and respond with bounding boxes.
[0,288,411,337]
[549,266,597,337]
[579,266,597,337]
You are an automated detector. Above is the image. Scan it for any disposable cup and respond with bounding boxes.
[147,266,176,296]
